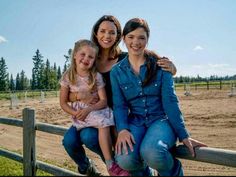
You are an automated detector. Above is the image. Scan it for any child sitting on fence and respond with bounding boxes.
[59,39,130,176]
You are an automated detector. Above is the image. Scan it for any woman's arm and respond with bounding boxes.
[110,68,135,155]
[68,91,99,104]
[75,87,107,120]
[161,71,189,141]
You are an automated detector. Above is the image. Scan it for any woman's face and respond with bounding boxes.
[96,21,118,49]
[123,27,148,57]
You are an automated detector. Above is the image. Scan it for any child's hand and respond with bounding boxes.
[75,107,91,121]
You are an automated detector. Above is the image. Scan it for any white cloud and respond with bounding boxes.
[208,63,229,68]
[178,63,234,77]
[193,45,204,51]
[0,35,8,43]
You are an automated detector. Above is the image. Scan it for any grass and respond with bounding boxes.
[0,156,52,176]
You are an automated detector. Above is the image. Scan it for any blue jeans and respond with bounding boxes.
[62,125,153,176]
[62,126,104,172]
[115,118,184,176]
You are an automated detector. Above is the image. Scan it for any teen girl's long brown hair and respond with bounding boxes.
[123,18,161,86]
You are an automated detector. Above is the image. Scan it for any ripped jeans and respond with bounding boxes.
[115,118,184,176]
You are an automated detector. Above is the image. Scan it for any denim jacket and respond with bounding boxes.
[110,56,189,141]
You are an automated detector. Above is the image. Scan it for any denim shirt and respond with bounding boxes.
[110,56,189,141]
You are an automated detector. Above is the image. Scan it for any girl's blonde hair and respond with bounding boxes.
[63,39,99,91]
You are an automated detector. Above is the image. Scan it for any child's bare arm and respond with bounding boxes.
[60,86,77,116]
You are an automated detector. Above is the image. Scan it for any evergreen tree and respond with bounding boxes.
[15,73,20,90]
[63,49,72,73]
[57,66,62,81]
[44,59,50,89]
[49,66,58,89]
[31,49,44,90]
[0,57,8,91]
[9,74,15,90]
[20,70,28,90]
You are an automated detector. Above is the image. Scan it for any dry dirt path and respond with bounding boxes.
[1,89,236,175]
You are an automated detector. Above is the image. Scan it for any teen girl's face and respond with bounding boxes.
[74,45,96,71]
[96,21,117,49]
[123,27,148,57]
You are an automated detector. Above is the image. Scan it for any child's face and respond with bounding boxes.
[123,27,148,57]
[74,45,96,71]
[96,21,117,49]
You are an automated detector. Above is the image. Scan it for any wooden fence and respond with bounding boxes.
[0,108,236,176]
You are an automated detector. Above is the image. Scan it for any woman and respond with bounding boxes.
[62,15,179,176]
[110,18,207,176]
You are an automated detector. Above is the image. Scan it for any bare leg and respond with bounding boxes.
[98,127,113,161]
[110,125,118,148]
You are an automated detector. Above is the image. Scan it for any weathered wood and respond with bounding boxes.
[35,122,67,136]
[175,145,236,168]
[1,110,236,176]
[23,108,36,176]
[0,148,23,163]
[0,117,23,127]
[36,160,84,176]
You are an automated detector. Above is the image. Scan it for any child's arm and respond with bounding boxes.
[75,87,107,120]
[59,86,77,117]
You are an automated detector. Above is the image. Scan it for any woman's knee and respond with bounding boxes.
[116,153,144,171]
[141,140,173,171]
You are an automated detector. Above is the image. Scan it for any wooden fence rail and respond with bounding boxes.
[0,108,236,176]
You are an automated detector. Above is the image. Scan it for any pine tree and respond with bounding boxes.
[20,70,28,90]
[57,66,62,81]
[63,49,72,73]
[44,59,50,89]
[15,73,20,90]
[9,74,15,91]
[31,49,44,90]
[0,57,9,91]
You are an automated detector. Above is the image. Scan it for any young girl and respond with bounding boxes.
[59,39,130,176]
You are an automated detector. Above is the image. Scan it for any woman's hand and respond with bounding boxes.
[115,129,136,155]
[157,57,177,75]
[75,107,92,121]
[182,137,207,157]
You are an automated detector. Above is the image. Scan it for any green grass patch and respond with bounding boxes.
[0,156,52,176]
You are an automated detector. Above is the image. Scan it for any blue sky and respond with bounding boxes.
[0,0,236,78]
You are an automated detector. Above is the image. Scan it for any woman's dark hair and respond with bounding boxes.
[123,18,161,86]
[91,15,122,60]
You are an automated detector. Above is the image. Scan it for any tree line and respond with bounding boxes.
[0,49,235,91]
[0,49,71,91]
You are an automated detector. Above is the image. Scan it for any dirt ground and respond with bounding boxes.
[0,89,236,176]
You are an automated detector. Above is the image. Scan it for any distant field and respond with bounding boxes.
[0,80,235,100]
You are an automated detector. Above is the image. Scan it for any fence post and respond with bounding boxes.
[23,108,36,176]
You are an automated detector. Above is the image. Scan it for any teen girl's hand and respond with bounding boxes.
[182,137,207,157]
[115,129,136,155]
[157,57,177,75]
